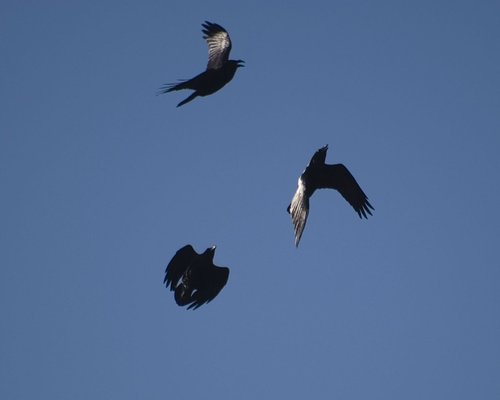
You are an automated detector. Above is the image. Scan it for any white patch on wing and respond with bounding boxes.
[289,177,309,246]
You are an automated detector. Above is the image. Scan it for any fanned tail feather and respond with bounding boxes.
[156,79,190,95]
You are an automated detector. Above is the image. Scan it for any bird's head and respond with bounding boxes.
[226,60,245,76]
[203,245,217,258]
[309,144,329,166]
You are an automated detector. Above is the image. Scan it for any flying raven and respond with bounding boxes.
[287,145,374,247]
[164,245,229,310]
[158,21,244,107]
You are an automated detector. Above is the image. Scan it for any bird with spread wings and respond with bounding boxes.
[287,145,374,247]
[158,21,244,107]
[164,245,229,310]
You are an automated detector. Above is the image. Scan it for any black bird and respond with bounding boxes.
[287,145,374,247]
[158,21,244,107]
[164,245,229,310]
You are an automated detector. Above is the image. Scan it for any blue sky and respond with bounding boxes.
[1,1,500,399]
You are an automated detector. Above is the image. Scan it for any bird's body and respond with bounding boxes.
[288,145,374,246]
[164,245,229,310]
[159,21,244,107]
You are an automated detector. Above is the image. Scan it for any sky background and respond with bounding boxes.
[1,1,500,399]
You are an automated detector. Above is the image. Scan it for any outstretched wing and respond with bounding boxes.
[188,265,230,310]
[288,177,310,247]
[317,164,374,218]
[202,21,232,70]
[164,245,197,290]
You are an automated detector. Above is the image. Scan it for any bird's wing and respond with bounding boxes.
[202,21,232,70]
[164,245,197,290]
[318,164,374,218]
[188,266,230,310]
[288,177,310,247]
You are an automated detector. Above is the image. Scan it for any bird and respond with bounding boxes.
[158,21,244,107]
[164,244,229,310]
[287,145,374,247]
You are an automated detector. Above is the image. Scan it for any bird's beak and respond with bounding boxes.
[210,245,217,251]
[237,60,245,67]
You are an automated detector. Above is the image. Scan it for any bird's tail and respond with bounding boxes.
[156,79,191,95]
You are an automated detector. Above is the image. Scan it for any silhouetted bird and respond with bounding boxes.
[158,21,244,107]
[164,245,229,310]
[287,145,374,247]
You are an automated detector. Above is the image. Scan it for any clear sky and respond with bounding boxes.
[1,1,500,399]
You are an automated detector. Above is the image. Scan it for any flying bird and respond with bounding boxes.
[287,145,374,247]
[164,244,229,310]
[158,21,244,107]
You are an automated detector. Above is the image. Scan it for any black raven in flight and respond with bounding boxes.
[287,145,374,247]
[164,245,229,310]
[158,21,244,107]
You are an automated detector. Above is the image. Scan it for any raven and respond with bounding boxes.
[158,21,244,107]
[287,145,374,247]
[164,245,229,310]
